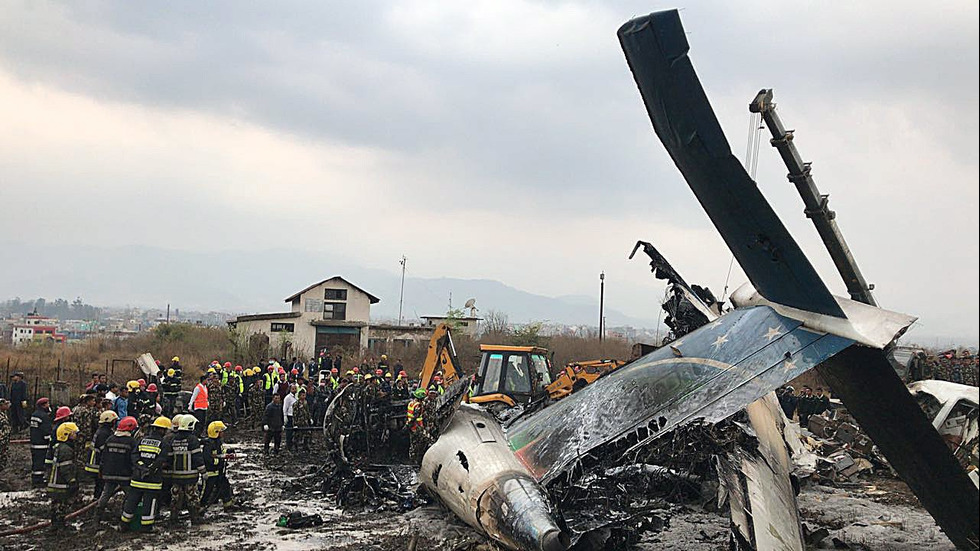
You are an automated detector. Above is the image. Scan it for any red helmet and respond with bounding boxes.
[154,360,161,366]
[137,379,146,387]
[54,406,72,422]
[330,368,338,374]
[146,383,158,392]
[352,367,360,373]
[235,365,243,372]
[399,370,407,378]
[268,366,274,372]
[117,416,138,432]
[223,362,232,368]
[290,368,299,375]
[374,369,382,376]
[433,375,442,382]
[36,397,50,408]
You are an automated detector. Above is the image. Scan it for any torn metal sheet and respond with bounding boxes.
[507,305,852,484]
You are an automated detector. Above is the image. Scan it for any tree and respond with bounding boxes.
[511,321,546,347]
[482,309,510,340]
[444,307,466,331]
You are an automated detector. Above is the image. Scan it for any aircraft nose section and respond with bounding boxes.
[540,528,571,551]
[478,472,568,551]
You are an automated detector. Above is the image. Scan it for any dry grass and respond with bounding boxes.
[1,324,632,396]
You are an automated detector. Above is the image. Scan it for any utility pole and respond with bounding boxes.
[599,271,605,342]
[398,256,407,326]
[166,304,170,324]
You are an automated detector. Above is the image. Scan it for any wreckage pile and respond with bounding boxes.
[803,410,889,484]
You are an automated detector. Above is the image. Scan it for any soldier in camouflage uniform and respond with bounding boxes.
[72,395,99,480]
[205,370,223,426]
[0,399,11,472]
[248,379,266,429]
[293,388,312,452]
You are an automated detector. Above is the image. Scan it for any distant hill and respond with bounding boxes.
[0,242,660,327]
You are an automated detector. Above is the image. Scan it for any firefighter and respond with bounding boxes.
[86,410,118,500]
[46,406,73,472]
[94,416,138,520]
[30,398,53,487]
[164,414,205,525]
[121,416,170,532]
[48,421,80,531]
[200,421,235,510]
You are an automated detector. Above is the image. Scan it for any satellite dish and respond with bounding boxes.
[464,298,478,317]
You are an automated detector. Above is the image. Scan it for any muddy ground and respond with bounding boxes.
[0,427,956,551]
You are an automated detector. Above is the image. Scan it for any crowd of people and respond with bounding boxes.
[907,349,979,385]
[776,385,831,427]
[0,348,450,534]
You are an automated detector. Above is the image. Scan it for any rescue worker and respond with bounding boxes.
[9,372,28,431]
[263,365,276,405]
[205,368,223,427]
[47,421,80,531]
[293,388,312,452]
[405,389,427,461]
[378,354,390,374]
[189,374,210,436]
[46,406,73,470]
[380,372,393,395]
[30,398,53,486]
[200,421,235,510]
[86,410,118,500]
[263,394,284,455]
[163,414,205,525]
[429,375,445,395]
[94,416,138,519]
[121,416,170,532]
[161,366,181,417]
[0,399,10,472]
[232,365,245,421]
[393,372,410,400]
[72,394,99,492]
[248,378,266,429]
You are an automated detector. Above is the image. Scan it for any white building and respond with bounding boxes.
[229,276,380,357]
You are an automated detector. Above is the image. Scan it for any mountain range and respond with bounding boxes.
[1,242,661,328]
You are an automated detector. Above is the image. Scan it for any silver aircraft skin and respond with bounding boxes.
[419,405,568,551]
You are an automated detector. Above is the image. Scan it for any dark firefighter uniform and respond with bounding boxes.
[47,425,79,530]
[200,425,234,509]
[121,423,168,530]
[95,429,137,516]
[164,424,205,524]
[30,402,53,486]
[86,420,114,499]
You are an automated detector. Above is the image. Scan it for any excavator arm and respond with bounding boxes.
[418,323,463,390]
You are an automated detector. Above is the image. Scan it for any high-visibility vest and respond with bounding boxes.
[263,373,274,390]
[193,383,209,410]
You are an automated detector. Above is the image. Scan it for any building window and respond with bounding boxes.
[305,298,321,313]
[324,288,348,301]
[323,302,347,321]
[270,322,295,333]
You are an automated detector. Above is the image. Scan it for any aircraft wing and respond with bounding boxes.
[507,305,852,483]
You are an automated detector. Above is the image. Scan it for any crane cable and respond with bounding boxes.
[722,111,764,304]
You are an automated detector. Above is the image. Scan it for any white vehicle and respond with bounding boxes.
[909,380,979,486]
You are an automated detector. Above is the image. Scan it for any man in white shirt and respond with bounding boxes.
[282,385,297,452]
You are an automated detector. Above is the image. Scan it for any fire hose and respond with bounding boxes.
[0,500,97,537]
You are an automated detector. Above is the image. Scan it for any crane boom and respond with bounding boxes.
[750,89,878,306]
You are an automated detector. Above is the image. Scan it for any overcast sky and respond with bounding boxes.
[1,1,977,344]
